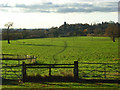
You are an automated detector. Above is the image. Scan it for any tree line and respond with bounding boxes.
[2,21,120,43]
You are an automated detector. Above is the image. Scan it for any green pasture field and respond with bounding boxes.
[2,36,119,75]
[2,36,119,63]
[1,36,120,88]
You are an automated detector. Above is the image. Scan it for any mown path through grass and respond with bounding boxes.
[53,41,67,64]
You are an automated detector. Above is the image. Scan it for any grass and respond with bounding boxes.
[2,79,120,88]
[1,36,119,88]
[2,36,119,63]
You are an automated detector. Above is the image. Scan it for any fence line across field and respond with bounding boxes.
[1,54,37,79]
[2,63,22,79]
[78,62,120,79]
[1,54,119,82]
[22,61,78,82]
[2,54,37,65]
[78,62,119,64]
[21,61,120,82]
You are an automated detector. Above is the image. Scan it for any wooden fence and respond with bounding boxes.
[78,62,120,79]
[1,54,37,80]
[1,54,119,82]
[2,63,22,79]
[2,54,37,65]
[22,61,78,82]
[22,61,120,82]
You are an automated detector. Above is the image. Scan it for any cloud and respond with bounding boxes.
[57,2,118,13]
[0,2,118,13]
[0,4,11,7]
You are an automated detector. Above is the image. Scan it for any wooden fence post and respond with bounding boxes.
[3,54,4,59]
[104,63,106,79]
[5,64,7,79]
[22,62,26,82]
[74,61,78,81]
[34,56,37,63]
[49,64,51,77]
[17,55,20,65]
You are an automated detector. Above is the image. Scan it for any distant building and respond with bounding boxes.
[64,22,67,25]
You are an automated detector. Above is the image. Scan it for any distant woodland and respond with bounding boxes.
[1,21,120,40]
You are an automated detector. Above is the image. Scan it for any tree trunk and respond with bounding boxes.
[112,36,115,42]
[7,27,10,44]
[8,39,10,44]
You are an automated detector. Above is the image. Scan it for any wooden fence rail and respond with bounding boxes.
[1,54,36,80]
[2,54,37,65]
[2,63,22,79]
[22,61,78,82]
[78,62,120,79]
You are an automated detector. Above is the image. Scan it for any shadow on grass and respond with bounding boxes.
[2,78,19,85]
[2,75,119,86]
[23,75,119,84]
[17,43,80,48]
[25,75,74,82]
[19,43,57,47]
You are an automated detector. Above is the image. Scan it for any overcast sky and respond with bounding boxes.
[0,0,119,28]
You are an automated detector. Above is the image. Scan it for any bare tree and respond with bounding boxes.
[4,22,13,44]
[105,24,118,42]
